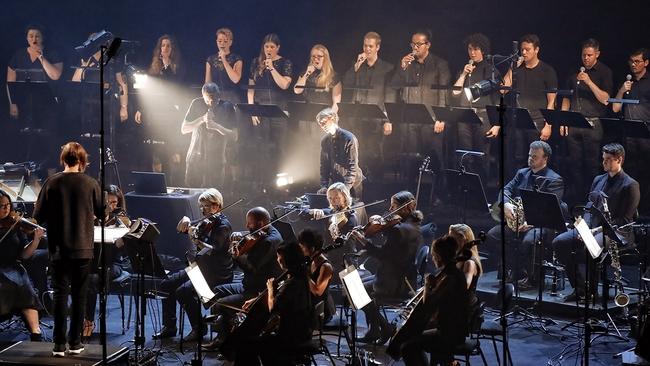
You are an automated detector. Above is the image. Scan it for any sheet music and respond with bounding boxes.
[185,263,216,304]
[339,265,372,310]
[93,226,130,243]
[574,218,603,259]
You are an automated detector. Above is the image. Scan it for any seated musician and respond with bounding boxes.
[298,229,335,322]
[448,224,483,323]
[390,235,470,366]
[350,191,422,344]
[554,143,640,302]
[0,189,45,341]
[84,184,131,338]
[153,188,233,342]
[202,206,282,350]
[232,241,313,365]
[485,140,565,289]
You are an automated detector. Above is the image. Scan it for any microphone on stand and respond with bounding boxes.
[577,66,586,85]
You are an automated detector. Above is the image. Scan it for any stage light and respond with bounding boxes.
[275,172,294,187]
[133,73,149,90]
[464,79,498,103]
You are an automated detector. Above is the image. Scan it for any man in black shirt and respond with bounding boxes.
[503,34,558,169]
[560,39,613,205]
[343,32,395,178]
[182,82,237,188]
[391,29,451,176]
[451,33,501,180]
[33,142,103,357]
[152,188,233,342]
[554,143,640,302]
[317,108,364,200]
[203,207,283,349]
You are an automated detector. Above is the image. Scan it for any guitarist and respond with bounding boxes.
[153,188,233,342]
[388,235,469,365]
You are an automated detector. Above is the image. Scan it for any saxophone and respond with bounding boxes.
[608,238,630,311]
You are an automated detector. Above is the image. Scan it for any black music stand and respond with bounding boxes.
[7,80,55,133]
[337,102,386,120]
[520,189,566,303]
[384,102,434,125]
[286,101,329,122]
[431,106,483,126]
[443,169,489,223]
[339,265,372,366]
[540,109,593,130]
[235,103,288,119]
[485,105,537,130]
[600,118,650,142]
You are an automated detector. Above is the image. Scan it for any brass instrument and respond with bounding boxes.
[490,194,526,232]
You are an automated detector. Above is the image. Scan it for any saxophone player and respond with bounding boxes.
[485,140,565,289]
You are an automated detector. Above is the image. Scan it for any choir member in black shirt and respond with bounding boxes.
[181,83,236,188]
[6,24,63,166]
[294,44,343,111]
[391,235,469,366]
[451,33,501,179]
[343,32,395,179]
[134,34,186,185]
[205,28,243,104]
[612,48,650,211]
[484,141,565,289]
[298,229,335,322]
[153,188,233,342]
[0,190,45,342]
[232,241,313,365]
[204,207,283,349]
[33,142,103,357]
[317,108,364,200]
[503,34,558,169]
[391,29,451,177]
[350,191,422,344]
[560,39,613,205]
[554,143,640,302]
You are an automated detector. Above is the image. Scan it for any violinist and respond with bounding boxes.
[153,188,233,342]
[105,185,130,227]
[232,241,313,365]
[350,191,422,344]
[298,229,334,322]
[448,224,483,320]
[306,182,358,239]
[33,141,103,357]
[393,235,469,366]
[0,189,45,341]
[203,206,282,350]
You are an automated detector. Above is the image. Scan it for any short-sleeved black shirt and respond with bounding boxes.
[343,58,394,109]
[565,61,613,117]
[207,53,243,103]
[621,73,650,121]
[512,60,558,127]
[249,57,293,108]
[8,48,62,80]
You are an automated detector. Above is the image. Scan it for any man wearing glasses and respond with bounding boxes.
[390,29,450,191]
[316,107,364,200]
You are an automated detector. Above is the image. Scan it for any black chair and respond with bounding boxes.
[479,283,514,366]
[291,300,337,365]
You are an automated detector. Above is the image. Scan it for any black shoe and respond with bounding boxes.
[68,343,85,355]
[30,332,43,342]
[152,326,177,339]
[378,323,397,345]
[52,344,66,357]
[182,328,206,343]
[563,290,585,303]
[358,327,381,343]
[201,336,225,352]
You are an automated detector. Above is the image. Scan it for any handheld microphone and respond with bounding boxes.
[407,51,417,66]
[577,66,586,85]
[468,59,474,78]
[625,74,633,95]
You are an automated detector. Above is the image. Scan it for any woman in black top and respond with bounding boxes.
[298,229,334,322]
[33,141,103,356]
[205,28,243,104]
[294,44,342,111]
[235,241,313,365]
[0,190,45,341]
[448,223,483,328]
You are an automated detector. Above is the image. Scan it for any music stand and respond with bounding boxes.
[273,219,297,243]
[7,80,55,131]
[339,266,372,366]
[520,189,567,304]
[443,168,489,223]
[235,103,288,119]
[540,109,593,130]
[485,105,537,130]
[384,102,434,125]
[337,102,386,120]
[286,101,329,122]
[600,118,650,142]
[431,106,483,126]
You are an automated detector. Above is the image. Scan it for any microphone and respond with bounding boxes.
[406,51,417,66]
[468,59,474,78]
[577,66,586,85]
[625,74,633,95]
[512,40,519,56]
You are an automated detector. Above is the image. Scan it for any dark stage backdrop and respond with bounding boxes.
[0,0,645,129]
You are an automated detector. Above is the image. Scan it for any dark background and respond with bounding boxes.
[0,0,646,104]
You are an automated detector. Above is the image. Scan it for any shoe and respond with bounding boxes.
[30,332,43,342]
[152,326,177,339]
[201,336,225,351]
[358,327,381,343]
[68,343,85,355]
[378,323,397,345]
[182,328,207,343]
[52,344,66,357]
[563,290,585,303]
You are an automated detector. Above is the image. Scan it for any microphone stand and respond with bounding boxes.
[99,43,108,366]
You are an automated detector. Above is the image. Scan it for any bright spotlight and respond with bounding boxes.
[133,73,149,89]
[275,172,294,187]
[464,79,498,103]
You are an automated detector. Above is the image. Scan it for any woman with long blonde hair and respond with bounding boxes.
[294,44,342,111]
[448,223,482,290]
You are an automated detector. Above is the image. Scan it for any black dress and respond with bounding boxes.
[0,228,42,317]
[302,69,340,105]
[207,53,243,103]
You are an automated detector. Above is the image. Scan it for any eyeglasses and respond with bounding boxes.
[629,59,645,65]
[410,42,428,48]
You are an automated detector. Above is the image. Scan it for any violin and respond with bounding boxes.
[0,212,46,234]
[338,198,414,243]
[229,230,267,256]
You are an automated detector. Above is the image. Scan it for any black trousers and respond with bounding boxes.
[51,258,91,346]
[553,229,603,295]
[211,282,258,335]
[159,270,202,330]
[486,225,554,282]
[401,329,464,366]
